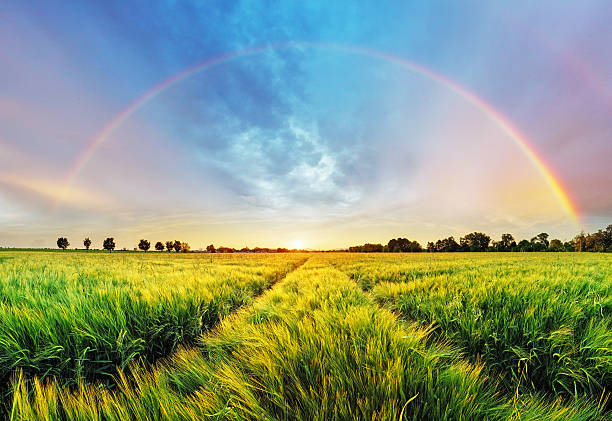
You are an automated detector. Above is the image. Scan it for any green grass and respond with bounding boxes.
[1,251,610,419]
[0,251,305,395]
[333,253,612,403]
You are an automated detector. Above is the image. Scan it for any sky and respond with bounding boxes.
[0,1,610,250]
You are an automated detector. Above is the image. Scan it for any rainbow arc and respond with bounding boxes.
[58,42,581,224]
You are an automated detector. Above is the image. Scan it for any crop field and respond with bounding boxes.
[1,251,610,420]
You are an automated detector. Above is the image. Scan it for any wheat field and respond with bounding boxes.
[1,250,610,420]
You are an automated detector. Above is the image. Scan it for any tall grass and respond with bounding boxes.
[333,253,612,405]
[0,251,305,399]
[9,257,606,420]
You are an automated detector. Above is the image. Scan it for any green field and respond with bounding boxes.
[1,251,610,420]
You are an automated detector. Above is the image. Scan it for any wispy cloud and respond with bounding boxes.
[0,175,114,211]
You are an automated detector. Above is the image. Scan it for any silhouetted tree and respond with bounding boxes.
[206,244,216,253]
[548,239,563,251]
[531,233,549,251]
[348,243,384,252]
[387,238,422,252]
[460,232,490,252]
[165,241,174,252]
[180,242,190,252]
[252,247,270,253]
[572,233,586,252]
[138,239,150,252]
[497,234,516,251]
[155,241,164,251]
[216,246,233,253]
[606,225,612,251]
[173,240,181,252]
[57,237,69,250]
[370,224,612,254]
[568,226,612,252]
[83,237,91,250]
[103,237,115,252]
[517,239,532,252]
[585,230,606,252]
[433,237,459,252]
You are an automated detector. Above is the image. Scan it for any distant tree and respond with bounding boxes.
[432,237,460,252]
[138,239,151,252]
[585,230,606,252]
[566,226,612,252]
[206,244,216,253]
[531,233,550,249]
[572,232,586,252]
[165,241,174,252]
[348,243,383,252]
[57,237,69,250]
[83,237,91,250]
[498,234,515,251]
[387,238,422,252]
[251,247,272,253]
[103,237,116,251]
[342,223,611,254]
[516,239,532,252]
[240,247,250,253]
[155,241,164,251]
[605,225,612,251]
[180,242,190,252]
[548,239,563,251]
[584,226,612,251]
[173,240,182,253]
[460,232,490,252]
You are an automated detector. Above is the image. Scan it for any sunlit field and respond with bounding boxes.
[1,251,610,420]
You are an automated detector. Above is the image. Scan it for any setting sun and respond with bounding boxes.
[291,239,304,250]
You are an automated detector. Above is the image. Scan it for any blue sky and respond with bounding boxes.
[0,1,610,248]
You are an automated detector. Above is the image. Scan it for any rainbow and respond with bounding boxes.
[59,42,581,223]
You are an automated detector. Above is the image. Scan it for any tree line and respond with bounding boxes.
[348,238,422,253]
[55,237,303,253]
[55,224,611,253]
[57,237,120,251]
[348,224,612,253]
[55,237,194,252]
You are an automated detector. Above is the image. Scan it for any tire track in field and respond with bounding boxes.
[143,257,310,356]
[126,256,311,371]
[4,256,311,405]
[111,257,311,391]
